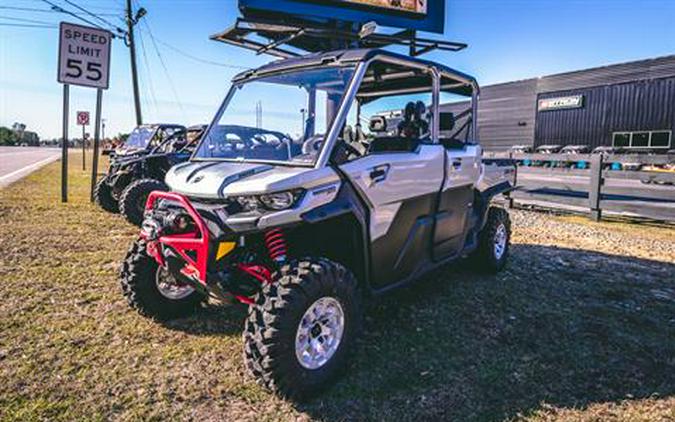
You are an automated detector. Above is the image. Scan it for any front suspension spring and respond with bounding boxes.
[264,228,287,263]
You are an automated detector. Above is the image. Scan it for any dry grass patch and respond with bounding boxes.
[1,153,673,421]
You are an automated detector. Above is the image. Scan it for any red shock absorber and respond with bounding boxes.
[264,228,288,263]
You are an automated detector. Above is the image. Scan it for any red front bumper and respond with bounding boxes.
[142,191,211,287]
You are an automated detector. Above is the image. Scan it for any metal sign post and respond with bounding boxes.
[61,84,69,202]
[91,90,103,202]
[77,111,90,171]
[57,22,112,203]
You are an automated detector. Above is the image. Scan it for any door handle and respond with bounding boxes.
[369,164,389,184]
[451,159,462,170]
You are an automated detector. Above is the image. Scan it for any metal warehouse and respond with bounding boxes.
[442,54,675,151]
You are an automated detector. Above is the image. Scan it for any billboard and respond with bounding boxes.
[327,0,427,15]
[239,0,444,33]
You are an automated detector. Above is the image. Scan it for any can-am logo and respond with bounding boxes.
[538,95,584,111]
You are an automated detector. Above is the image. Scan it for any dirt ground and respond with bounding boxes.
[1,155,673,421]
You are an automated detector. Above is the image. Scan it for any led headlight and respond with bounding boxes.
[232,190,304,212]
[259,191,295,210]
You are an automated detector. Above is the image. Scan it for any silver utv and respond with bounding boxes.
[121,48,515,399]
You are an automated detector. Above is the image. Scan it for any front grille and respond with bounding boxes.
[188,197,245,216]
[187,196,227,205]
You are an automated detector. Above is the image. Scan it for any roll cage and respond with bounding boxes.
[195,49,479,169]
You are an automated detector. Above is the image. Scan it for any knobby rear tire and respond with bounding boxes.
[470,206,512,273]
[93,178,119,213]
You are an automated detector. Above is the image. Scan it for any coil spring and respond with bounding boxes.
[264,228,287,263]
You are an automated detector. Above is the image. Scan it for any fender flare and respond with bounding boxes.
[477,181,514,230]
[300,179,372,291]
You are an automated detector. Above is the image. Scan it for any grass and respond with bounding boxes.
[0,153,673,421]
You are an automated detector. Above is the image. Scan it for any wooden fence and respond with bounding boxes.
[489,152,675,222]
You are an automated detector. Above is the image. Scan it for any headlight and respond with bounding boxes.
[259,191,295,210]
[232,190,304,212]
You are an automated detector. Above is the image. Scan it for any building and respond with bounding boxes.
[442,54,675,151]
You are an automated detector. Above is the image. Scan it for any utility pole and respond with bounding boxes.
[126,0,144,126]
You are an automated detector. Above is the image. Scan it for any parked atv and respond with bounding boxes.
[94,124,206,226]
[120,50,515,399]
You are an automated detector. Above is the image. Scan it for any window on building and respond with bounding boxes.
[651,131,672,148]
[632,132,650,147]
[613,133,630,147]
[612,130,672,149]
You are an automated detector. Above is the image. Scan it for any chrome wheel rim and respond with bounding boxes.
[155,266,195,300]
[494,223,507,260]
[295,296,345,370]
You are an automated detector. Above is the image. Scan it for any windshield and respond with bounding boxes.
[124,126,156,149]
[194,66,355,165]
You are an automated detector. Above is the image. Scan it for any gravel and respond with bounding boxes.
[509,208,675,263]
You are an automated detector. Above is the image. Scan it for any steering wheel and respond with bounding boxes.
[340,139,364,158]
[302,135,324,155]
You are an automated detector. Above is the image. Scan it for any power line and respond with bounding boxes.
[15,0,124,12]
[38,0,116,34]
[0,15,55,25]
[136,24,160,115]
[59,0,126,35]
[140,19,187,120]
[0,22,56,28]
[152,38,249,70]
[0,6,120,16]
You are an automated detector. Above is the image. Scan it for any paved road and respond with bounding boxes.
[0,146,61,188]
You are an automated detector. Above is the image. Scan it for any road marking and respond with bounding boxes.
[0,151,56,159]
[0,154,60,184]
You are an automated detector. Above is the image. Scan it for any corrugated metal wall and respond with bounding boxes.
[440,79,537,150]
[537,55,675,93]
[535,76,675,149]
[476,79,537,150]
[445,54,675,150]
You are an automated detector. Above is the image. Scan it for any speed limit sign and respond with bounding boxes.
[57,22,112,203]
[58,22,111,89]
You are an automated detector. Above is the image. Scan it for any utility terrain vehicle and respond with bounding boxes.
[94,124,205,226]
[121,49,515,399]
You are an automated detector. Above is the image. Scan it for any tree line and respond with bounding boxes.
[0,124,40,146]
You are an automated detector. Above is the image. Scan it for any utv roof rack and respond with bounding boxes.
[211,16,467,59]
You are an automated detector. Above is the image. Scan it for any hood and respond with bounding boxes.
[165,160,339,199]
[113,146,146,158]
[111,150,148,166]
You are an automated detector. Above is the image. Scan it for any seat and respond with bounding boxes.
[397,101,429,139]
[368,136,420,153]
[343,125,367,156]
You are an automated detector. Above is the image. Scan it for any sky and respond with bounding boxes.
[1,0,674,140]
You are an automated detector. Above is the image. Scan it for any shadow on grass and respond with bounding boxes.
[160,302,247,337]
[296,244,675,421]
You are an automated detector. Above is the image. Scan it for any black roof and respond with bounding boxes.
[233,48,477,89]
[211,16,466,59]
